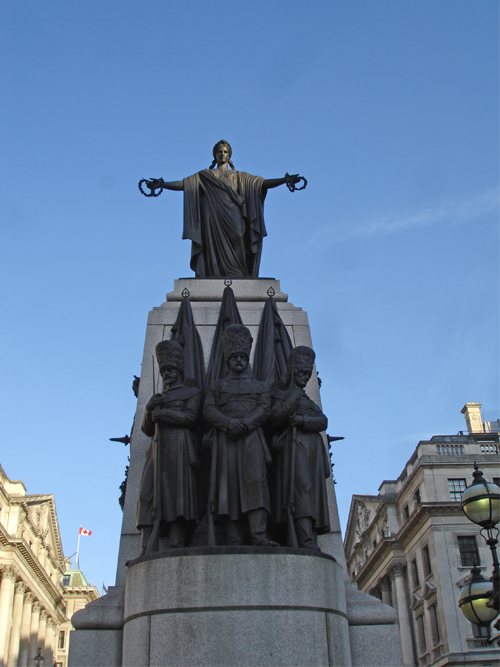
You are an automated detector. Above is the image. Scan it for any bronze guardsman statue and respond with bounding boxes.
[139,140,306,279]
[136,340,203,554]
[271,346,331,551]
[203,324,278,547]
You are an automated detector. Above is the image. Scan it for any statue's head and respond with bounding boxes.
[212,140,232,160]
[286,346,315,388]
[210,140,235,170]
[155,339,184,386]
[222,324,252,375]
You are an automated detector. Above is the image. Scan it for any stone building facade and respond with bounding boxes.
[0,464,98,666]
[344,403,500,667]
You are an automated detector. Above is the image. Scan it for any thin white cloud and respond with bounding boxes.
[311,188,499,245]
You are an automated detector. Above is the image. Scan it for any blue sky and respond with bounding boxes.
[1,1,498,590]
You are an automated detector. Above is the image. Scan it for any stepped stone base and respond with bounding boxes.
[70,551,402,667]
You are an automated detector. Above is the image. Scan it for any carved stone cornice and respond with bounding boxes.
[351,500,472,591]
[62,587,100,602]
[397,502,465,547]
[26,494,65,566]
[0,525,67,606]
[10,500,38,536]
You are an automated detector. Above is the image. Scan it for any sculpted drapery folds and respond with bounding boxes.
[203,324,278,547]
[271,346,331,551]
[183,168,266,278]
[142,140,303,278]
[136,340,203,553]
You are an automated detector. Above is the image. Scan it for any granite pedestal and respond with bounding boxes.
[122,547,350,667]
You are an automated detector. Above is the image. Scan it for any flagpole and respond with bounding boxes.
[76,526,81,570]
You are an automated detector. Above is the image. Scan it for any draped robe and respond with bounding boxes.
[183,169,267,278]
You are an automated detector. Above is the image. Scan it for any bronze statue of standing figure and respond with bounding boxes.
[139,140,306,278]
[270,346,331,551]
[136,340,203,554]
[203,324,278,547]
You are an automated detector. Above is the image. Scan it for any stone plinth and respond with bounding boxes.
[166,278,288,302]
[122,548,351,667]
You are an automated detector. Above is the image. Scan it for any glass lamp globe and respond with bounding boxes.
[459,565,498,626]
[461,464,500,529]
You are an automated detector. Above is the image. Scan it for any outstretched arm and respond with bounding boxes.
[159,180,184,191]
[140,178,184,197]
[147,178,183,192]
[262,175,301,191]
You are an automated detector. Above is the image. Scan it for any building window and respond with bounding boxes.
[458,535,480,567]
[492,477,500,487]
[422,545,432,577]
[428,604,441,645]
[62,575,71,586]
[58,630,65,649]
[403,504,410,521]
[411,559,420,588]
[448,478,466,501]
[414,488,421,506]
[415,615,427,655]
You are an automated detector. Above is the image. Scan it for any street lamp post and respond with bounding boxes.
[459,463,500,643]
[33,647,44,667]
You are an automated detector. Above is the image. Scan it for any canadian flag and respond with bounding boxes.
[79,527,92,536]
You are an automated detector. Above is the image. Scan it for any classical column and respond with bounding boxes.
[380,577,393,607]
[0,566,17,666]
[44,618,55,667]
[29,601,41,664]
[6,580,26,667]
[37,610,47,656]
[390,564,416,667]
[18,591,34,666]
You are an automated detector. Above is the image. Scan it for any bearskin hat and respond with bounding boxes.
[155,339,184,371]
[221,324,253,361]
[287,346,315,377]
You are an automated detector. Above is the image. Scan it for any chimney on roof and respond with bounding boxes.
[461,402,484,434]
